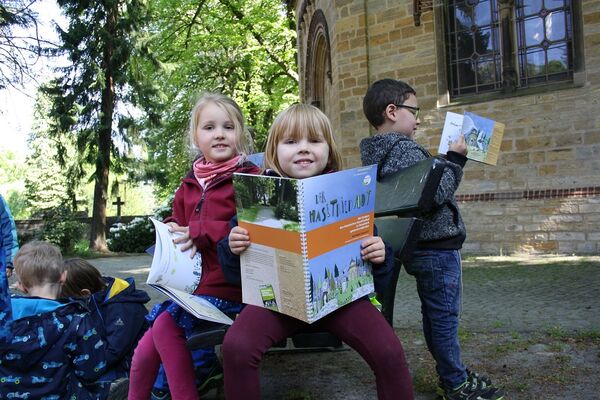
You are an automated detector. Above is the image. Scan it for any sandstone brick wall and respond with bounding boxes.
[295,0,600,255]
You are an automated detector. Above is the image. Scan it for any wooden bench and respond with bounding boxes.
[186,156,446,351]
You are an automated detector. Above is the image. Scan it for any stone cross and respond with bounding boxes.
[112,196,125,217]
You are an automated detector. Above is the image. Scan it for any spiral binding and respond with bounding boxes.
[298,180,313,322]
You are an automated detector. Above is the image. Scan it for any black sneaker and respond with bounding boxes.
[466,369,493,389]
[437,369,495,396]
[441,380,505,400]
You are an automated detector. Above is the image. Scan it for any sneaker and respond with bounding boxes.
[436,369,495,396]
[197,362,224,396]
[440,380,505,400]
[466,369,493,389]
[150,388,171,400]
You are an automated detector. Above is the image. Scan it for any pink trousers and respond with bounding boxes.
[222,298,414,400]
[128,312,199,400]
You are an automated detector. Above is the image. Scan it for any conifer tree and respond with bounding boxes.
[44,0,160,251]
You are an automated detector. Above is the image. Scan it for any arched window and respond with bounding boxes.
[305,9,332,112]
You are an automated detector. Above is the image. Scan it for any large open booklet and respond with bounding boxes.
[233,165,377,323]
[439,111,505,165]
[146,218,233,324]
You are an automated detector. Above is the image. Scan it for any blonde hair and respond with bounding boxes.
[61,258,106,298]
[14,241,64,290]
[189,93,253,157]
[264,103,343,177]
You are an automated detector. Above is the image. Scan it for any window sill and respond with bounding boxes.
[438,78,586,109]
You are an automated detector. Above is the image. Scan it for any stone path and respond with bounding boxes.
[89,254,600,334]
[87,254,600,399]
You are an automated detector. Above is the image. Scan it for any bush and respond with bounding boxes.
[274,201,298,221]
[107,217,155,253]
[107,199,172,253]
[39,205,86,254]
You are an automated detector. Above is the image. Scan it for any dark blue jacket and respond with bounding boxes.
[87,276,150,381]
[0,296,110,399]
[217,216,395,296]
[0,195,18,270]
[0,250,11,340]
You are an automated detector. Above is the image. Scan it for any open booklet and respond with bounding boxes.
[146,217,233,325]
[439,111,505,165]
[233,165,377,324]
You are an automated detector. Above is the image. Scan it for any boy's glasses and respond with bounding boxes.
[394,104,420,120]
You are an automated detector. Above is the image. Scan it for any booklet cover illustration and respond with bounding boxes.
[146,218,233,324]
[233,165,377,323]
[439,111,505,165]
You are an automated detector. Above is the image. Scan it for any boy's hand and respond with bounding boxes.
[360,236,385,264]
[449,133,468,156]
[168,223,198,258]
[229,226,250,255]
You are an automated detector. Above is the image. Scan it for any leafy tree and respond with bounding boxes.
[0,0,51,89]
[0,149,28,218]
[43,0,161,251]
[142,0,298,198]
[24,91,73,215]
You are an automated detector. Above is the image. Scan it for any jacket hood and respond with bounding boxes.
[359,133,412,167]
[11,296,67,320]
[96,276,150,305]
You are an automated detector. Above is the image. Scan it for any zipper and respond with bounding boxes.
[194,190,206,213]
[192,171,234,213]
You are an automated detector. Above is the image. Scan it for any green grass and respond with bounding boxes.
[411,364,438,393]
[457,326,475,343]
[238,206,260,222]
[490,340,523,357]
[491,320,504,329]
[282,221,300,231]
[574,330,600,340]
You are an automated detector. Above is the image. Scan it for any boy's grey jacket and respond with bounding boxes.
[360,132,467,248]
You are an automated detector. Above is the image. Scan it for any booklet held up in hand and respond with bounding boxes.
[146,217,233,325]
[233,165,377,323]
[439,111,505,165]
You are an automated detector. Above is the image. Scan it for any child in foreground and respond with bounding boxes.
[60,258,150,391]
[218,103,414,400]
[128,93,260,400]
[0,241,109,399]
[360,78,505,400]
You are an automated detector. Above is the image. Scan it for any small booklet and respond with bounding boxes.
[233,165,377,323]
[439,111,505,165]
[146,218,234,325]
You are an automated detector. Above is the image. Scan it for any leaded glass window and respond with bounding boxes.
[516,0,573,86]
[445,0,575,98]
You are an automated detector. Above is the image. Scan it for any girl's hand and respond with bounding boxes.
[168,223,198,258]
[449,133,468,156]
[229,226,250,255]
[360,236,385,265]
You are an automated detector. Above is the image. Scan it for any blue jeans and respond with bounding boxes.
[403,249,467,388]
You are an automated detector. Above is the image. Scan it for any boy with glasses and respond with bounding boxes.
[360,79,505,400]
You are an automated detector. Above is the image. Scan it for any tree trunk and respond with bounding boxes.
[90,3,117,252]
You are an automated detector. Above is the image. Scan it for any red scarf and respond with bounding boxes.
[193,155,244,187]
